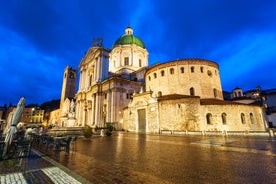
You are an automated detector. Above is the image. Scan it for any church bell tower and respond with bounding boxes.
[60,66,77,109]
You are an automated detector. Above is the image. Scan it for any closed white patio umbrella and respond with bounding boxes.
[2,97,25,158]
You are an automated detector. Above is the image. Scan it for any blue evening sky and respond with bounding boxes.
[0,0,275,105]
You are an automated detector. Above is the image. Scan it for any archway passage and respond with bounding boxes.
[138,109,146,132]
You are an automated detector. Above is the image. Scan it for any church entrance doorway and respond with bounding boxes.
[138,109,146,133]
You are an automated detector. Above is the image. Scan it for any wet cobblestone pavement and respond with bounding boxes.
[0,132,275,183]
[45,132,276,184]
[0,153,53,175]
[0,150,89,183]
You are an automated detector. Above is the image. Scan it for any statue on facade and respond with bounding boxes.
[70,99,75,112]
[92,38,103,47]
[68,99,75,119]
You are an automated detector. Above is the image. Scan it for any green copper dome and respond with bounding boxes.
[112,26,145,49]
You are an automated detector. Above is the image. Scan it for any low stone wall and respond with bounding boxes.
[268,128,276,137]
[48,127,84,137]
[160,130,271,136]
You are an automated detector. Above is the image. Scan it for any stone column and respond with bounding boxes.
[111,89,116,123]
[92,94,96,125]
[75,101,79,124]
[98,54,102,82]
[83,69,86,90]
[79,71,83,90]
[87,108,91,125]
[95,93,100,127]
[77,101,84,126]
[107,89,112,122]
[84,69,88,90]
[82,101,87,126]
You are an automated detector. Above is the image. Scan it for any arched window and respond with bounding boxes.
[157,91,162,97]
[180,67,184,73]
[89,75,93,86]
[113,60,116,67]
[139,59,142,67]
[213,88,217,98]
[161,70,165,76]
[206,113,212,125]
[250,113,255,124]
[222,113,227,125]
[191,66,194,73]
[200,66,204,73]
[124,57,129,65]
[170,68,174,74]
[241,113,246,124]
[190,87,195,96]
[69,71,75,79]
[154,73,157,78]
[238,91,242,97]
[148,76,151,81]
[207,70,212,76]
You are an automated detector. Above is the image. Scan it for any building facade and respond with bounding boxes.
[230,87,276,127]
[4,106,44,125]
[48,66,77,127]
[75,27,148,129]
[54,26,267,134]
[60,66,77,115]
[123,59,267,133]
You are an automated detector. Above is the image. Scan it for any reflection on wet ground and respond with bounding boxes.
[0,153,53,174]
[47,133,276,184]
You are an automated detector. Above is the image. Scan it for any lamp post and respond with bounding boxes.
[31,107,35,123]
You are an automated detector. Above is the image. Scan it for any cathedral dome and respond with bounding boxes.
[112,26,145,49]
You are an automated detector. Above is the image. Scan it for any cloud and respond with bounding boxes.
[210,31,276,91]
[0,0,276,105]
[0,25,64,104]
[149,0,276,58]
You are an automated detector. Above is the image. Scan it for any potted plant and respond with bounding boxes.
[83,125,93,138]
[105,124,113,136]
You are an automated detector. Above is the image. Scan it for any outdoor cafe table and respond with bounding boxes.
[52,136,67,152]
[0,139,31,159]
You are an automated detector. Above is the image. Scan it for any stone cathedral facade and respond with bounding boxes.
[71,26,266,133]
[124,59,266,133]
[75,26,148,129]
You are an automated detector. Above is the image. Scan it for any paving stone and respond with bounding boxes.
[42,167,81,184]
[1,133,276,183]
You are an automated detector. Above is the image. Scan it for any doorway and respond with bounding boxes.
[138,109,146,133]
